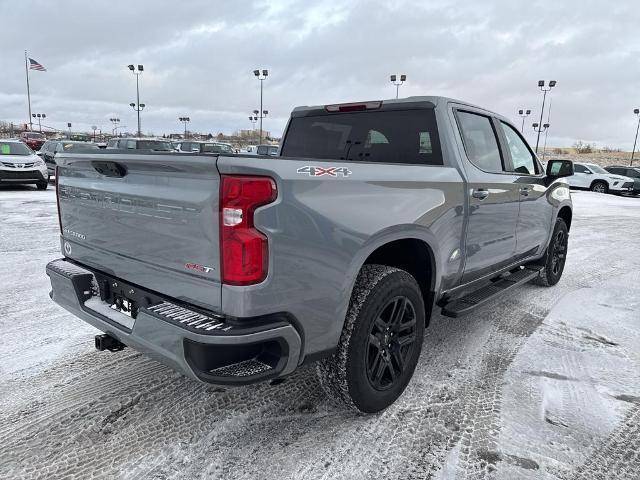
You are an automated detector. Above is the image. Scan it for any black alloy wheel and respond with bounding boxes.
[366,296,417,391]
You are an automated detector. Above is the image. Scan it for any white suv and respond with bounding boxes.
[0,139,49,190]
[568,162,634,194]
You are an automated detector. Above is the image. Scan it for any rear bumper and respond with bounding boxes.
[46,258,302,385]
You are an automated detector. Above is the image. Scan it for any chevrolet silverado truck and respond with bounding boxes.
[46,96,574,413]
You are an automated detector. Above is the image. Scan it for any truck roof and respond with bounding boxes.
[291,96,504,120]
[293,95,497,115]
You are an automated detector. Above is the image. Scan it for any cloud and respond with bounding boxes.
[1,0,638,147]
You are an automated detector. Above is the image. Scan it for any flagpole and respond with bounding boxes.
[25,50,33,131]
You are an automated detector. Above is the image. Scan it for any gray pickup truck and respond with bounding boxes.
[46,96,574,413]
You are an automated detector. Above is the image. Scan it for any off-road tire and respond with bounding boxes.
[533,218,568,287]
[317,264,425,413]
[590,181,608,194]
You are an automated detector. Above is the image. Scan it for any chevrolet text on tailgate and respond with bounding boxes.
[47,96,574,413]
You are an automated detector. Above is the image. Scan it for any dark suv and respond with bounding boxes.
[604,165,640,194]
[40,140,100,175]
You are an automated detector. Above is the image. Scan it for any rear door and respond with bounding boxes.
[56,151,222,312]
[496,120,552,259]
[453,109,520,283]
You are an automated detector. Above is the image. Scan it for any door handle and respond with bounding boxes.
[519,187,530,197]
[472,188,489,200]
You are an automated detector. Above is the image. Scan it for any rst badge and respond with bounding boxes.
[185,262,214,274]
[297,166,352,177]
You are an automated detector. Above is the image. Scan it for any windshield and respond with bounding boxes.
[60,142,100,152]
[137,141,173,151]
[0,142,32,156]
[587,164,608,174]
[281,109,442,165]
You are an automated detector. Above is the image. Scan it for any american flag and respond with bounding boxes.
[29,58,46,72]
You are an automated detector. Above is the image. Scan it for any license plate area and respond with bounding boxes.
[111,295,138,319]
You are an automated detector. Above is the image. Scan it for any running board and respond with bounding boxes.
[441,266,542,318]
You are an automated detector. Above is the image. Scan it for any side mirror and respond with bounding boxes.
[546,159,573,179]
[36,151,43,157]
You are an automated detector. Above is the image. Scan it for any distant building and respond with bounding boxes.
[238,129,270,139]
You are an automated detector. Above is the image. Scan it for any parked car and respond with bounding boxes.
[256,144,280,156]
[201,142,234,154]
[40,140,100,175]
[174,141,235,154]
[567,162,634,194]
[47,96,573,413]
[105,138,175,151]
[20,132,47,151]
[0,139,49,189]
[604,165,640,195]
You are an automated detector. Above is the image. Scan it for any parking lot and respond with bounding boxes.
[0,185,638,480]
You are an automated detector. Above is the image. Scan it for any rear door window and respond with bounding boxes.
[455,111,504,173]
[281,109,442,165]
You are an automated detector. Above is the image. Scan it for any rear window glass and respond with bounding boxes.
[61,143,100,152]
[136,141,173,151]
[281,109,442,165]
[202,143,233,153]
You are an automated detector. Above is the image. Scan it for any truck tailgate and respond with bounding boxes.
[56,152,222,312]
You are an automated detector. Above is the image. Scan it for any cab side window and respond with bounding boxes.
[456,111,504,173]
[499,121,538,175]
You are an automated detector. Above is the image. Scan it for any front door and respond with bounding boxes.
[496,120,553,259]
[453,109,520,283]
[570,163,593,188]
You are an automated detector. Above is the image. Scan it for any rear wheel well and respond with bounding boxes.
[363,239,434,311]
[557,206,572,231]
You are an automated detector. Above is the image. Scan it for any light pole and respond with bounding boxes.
[253,69,268,144]
[542,97,553,161]
[128,64,144,137]
[129,102,145,136]
[31,113,46,132]
[534,80,556,153]
[178,117,190,138]
[518,109,531,133]
[532,122,550,147]
[91,125,97,142]
[631,108,640,166]
[109,118,120,135]
[249,113,258,131]
[390,74,407,99]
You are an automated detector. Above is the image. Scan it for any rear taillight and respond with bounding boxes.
[55,166,63,235]
[220,175,277,285]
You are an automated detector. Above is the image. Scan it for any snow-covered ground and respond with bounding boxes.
[0,185,638,480]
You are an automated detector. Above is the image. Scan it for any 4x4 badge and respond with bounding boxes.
[297,166,352,177]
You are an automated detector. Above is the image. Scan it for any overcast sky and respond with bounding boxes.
[1,0,639,148]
